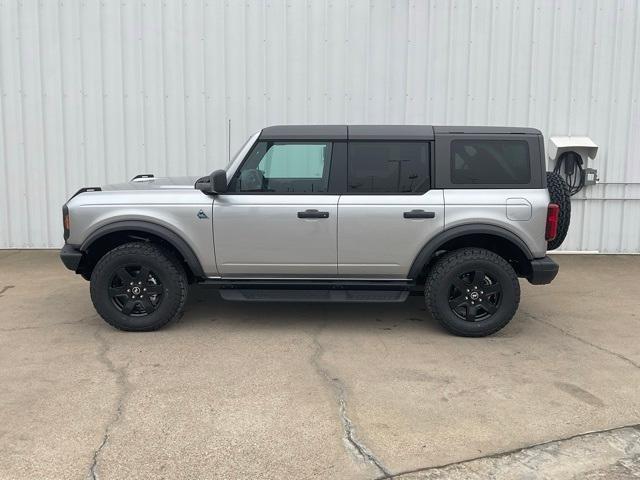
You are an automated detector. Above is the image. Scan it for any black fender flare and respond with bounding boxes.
[408,224,534,279]
[80,220,206,278]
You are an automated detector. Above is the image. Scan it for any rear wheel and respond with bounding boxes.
[90,242,188,331]
[425,248,520,337]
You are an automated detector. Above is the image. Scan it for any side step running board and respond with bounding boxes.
[219,289,409,303]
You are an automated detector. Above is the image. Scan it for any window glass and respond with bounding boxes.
[451,140,530,185]
[347,142,430,193]
[230,141,332,193]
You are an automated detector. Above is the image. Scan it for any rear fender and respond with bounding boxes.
[408,224,533,279]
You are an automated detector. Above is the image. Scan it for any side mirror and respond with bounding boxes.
[195,169,228,194]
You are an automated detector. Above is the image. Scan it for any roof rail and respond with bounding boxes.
[131,174,154,182]
[69,186,102,200]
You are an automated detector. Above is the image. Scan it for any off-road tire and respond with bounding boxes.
[546,171,571,250]
[425,248,520,337]
[90,242,188,331]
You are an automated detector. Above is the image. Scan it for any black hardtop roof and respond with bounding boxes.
[259,125,541,141]
[433,126,541,135]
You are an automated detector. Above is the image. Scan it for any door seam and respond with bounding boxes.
[336,194,341,275]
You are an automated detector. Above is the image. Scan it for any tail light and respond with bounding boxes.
[62,205,70,241]
[545,203,559,241]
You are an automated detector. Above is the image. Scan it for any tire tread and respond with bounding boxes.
[546,171,571,250]
[425,248,520,337]
[90,242,188,331]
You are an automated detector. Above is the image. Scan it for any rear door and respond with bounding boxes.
[337,140,444,278]
[213,140,339,277]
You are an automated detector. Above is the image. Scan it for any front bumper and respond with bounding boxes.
[527,256,559,285]
[60,244,83,272]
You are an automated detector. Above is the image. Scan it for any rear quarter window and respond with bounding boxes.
[451,139,530,185]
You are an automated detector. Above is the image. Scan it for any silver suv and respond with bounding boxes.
[60,125,564,337]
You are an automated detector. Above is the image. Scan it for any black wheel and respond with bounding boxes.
[546,171,571,250]
[90,242,188,331]
[425,248,520,337]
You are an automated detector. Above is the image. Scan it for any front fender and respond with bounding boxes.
[80,220,206,278]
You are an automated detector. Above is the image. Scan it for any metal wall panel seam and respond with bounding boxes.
[619,0,640,250]
[463,0,474,124]
[0,0,11,246]
[599,0,622,251]
[0,60,9,247]
[17,0,32,246]
[56,1,69,215]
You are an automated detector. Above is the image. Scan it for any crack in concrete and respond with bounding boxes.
[525,312,640,370]
[376,424,640,479]
[0,285,15,298]
[309,325,391,478]
[88,328,131,480]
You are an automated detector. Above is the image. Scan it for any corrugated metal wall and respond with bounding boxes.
[1,0,639,250]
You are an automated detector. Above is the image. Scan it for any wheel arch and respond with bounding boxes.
[408,224,534,280]
[79,220,206,280]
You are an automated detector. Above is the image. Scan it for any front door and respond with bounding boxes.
[213,140,338,277]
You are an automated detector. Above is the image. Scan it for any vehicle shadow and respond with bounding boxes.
[176,284,445,335]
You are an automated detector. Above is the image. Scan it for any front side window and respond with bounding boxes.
[347,142,430,193]
[229,141,332,193]
[451,140,531,185]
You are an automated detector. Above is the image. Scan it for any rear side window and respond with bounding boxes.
[347,142,430,193]
[451,140,530,185]
[229,141,332,193]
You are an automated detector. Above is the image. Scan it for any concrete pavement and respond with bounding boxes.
[0,251,639,479]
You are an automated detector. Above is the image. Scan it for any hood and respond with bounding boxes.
[101,176,200,191]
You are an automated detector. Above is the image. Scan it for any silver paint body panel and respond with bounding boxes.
[337,190,445,278]
[443,189,550,258]
[212,194,339,276]
[65,187,217,275]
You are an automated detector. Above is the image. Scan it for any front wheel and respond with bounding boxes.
[425,248,520,337]
[90,242,188,331]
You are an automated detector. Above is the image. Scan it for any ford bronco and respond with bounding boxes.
[60,125,567,336]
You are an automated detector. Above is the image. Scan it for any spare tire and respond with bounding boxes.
[546,171,571,250]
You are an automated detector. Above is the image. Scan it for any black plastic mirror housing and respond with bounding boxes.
[195,169,228,194]
[211,169,228,193]
[194,176,214,194]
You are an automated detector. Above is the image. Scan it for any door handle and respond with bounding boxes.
[403,209,436,219]
[297,209,330,219]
